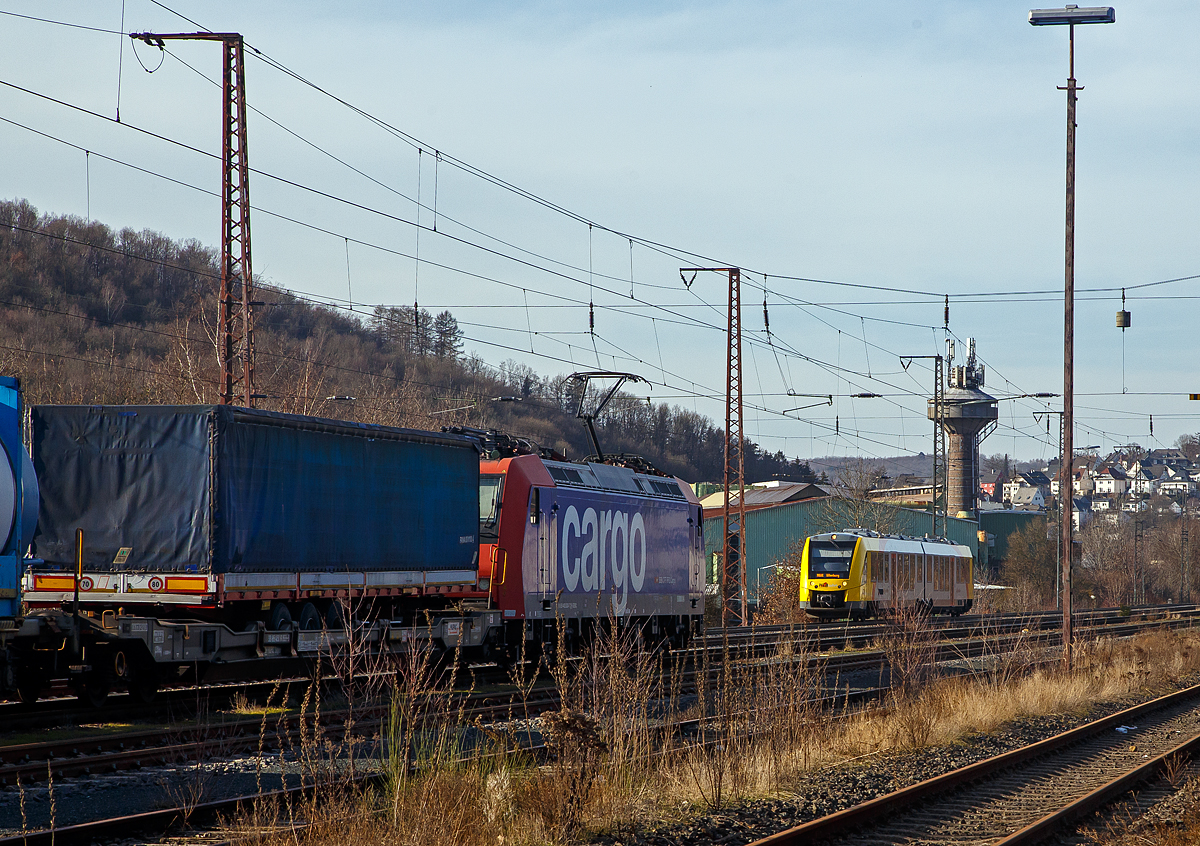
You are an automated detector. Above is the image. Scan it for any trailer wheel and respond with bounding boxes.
[298,602,322,631]
[325,602,347,631]
[269,602,294,631]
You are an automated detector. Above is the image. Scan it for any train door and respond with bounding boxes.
[480,473,504,592]
[953,554,970,603]
[929,554,952,609]
[525,486,554,611]
[876,551,892,607]
[896,551,916,605]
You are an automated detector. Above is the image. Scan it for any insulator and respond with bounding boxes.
[589,302,594,333]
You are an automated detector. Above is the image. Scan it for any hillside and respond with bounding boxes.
[0,199,820,484]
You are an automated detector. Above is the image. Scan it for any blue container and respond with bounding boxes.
[29,405,479,575]
[0,377,37,616]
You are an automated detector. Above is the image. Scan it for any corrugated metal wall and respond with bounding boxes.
[703,497,983,602]
[979,510,1045,563]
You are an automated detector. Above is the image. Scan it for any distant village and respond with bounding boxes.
[870,446,1200,528]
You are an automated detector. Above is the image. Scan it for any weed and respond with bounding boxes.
[224,621,1200,846]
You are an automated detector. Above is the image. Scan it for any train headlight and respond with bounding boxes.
[478,578,490,591]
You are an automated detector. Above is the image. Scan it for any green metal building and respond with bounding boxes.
[978,510,1045,565]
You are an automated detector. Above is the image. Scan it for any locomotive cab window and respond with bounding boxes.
[808,540,855,578]
[479,475,503,541]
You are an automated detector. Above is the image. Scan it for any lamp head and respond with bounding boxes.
[1029,6,1115,25]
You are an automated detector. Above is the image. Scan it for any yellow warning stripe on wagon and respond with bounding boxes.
[164,576,210,593]
[34,575,76,591]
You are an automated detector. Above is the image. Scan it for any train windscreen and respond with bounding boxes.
[479,474,503,540]
[807,540,856,577]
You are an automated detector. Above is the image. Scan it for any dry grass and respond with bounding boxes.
[222,626,1200,846]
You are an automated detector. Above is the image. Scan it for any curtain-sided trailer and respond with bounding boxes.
[23,405,484,624]
[5,403,495,705]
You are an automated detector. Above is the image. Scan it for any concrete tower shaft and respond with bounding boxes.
[927,339,998,518]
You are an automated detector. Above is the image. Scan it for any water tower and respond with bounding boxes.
[927,339,998,518]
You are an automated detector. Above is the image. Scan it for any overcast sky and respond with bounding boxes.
[1,1,1197,465]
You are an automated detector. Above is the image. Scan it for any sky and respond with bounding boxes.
[0,0,1197,466]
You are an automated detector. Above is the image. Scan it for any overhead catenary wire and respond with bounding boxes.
[4,9,1195,458]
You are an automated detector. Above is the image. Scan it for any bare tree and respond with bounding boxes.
[817,458,899,535]
[998,519,1057,609]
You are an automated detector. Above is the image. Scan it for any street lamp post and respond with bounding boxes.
[1029,4,1115,668]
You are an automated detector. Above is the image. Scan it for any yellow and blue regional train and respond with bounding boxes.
[798,530,974,619]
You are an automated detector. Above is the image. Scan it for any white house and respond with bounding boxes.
[1011,487,1045,509]
[1092,466,1128,496]
[1161,478,1197,498]
[1002,471,1052,504]
[1052,468,1094,496]
[1145,448,1190,467]
[1128,463,1165,496]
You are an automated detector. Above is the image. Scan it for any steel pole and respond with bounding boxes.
[721,268,746,627]
[1060,23,1077,666]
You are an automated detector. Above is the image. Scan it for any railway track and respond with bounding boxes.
[749,682,1200,846]
[2,606,1195,789]
[1,607,1197,844]
[0,603,1185,736]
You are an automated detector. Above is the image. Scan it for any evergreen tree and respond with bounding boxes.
[432,310,464,360]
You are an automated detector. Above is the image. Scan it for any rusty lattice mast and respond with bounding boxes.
[682,267,746,626]
[132,32,256,407]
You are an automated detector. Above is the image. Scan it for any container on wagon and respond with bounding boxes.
[23,405,480,607]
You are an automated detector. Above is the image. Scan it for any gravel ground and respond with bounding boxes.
[0,750,377,834]
[1056,762,1200,846]
[589,676,1200,846]
[3,666,1196,845]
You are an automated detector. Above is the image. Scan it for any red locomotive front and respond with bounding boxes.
[479,453,704,660]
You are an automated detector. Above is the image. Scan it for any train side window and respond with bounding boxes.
[479,474,504,541]
[529,487,541,524]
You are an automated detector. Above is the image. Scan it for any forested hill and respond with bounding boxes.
[0,199,819,484]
